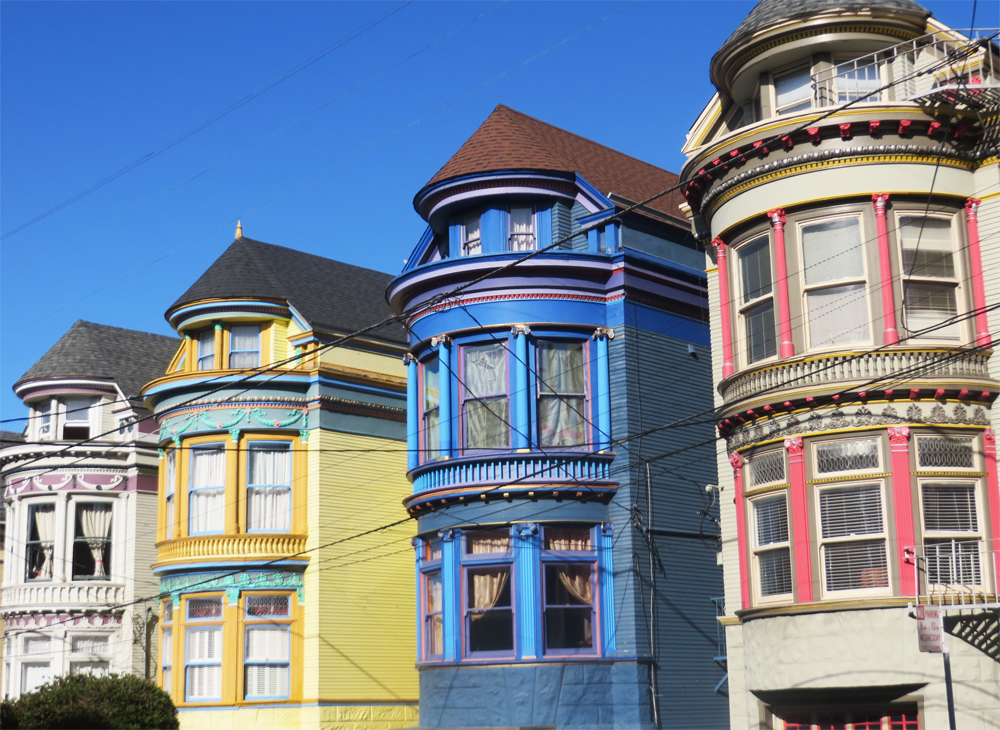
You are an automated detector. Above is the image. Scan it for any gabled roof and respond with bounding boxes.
[168,238,407,345]
[1,430,26,446]
[420,105,687,220]
[15,320,180,399]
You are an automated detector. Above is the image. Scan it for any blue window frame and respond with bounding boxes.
[461,343,510,453]
[246,442,292,533]
[229,324,260,369]
[421,537,443,660]
[462,529,514,657]
[184,596,223,702]
[188,445,225,535]
[541,526,597,655]
[243,594,292,700]
[535,340,589,449]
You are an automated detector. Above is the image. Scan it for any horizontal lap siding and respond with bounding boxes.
[306,429,418,702]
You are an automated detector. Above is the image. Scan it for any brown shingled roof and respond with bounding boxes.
[422,105,686,220]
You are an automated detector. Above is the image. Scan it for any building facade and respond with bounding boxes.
[388,105,728,729]
[142,235,418,730]
[679,1,1000,728]
[0,321,178,699]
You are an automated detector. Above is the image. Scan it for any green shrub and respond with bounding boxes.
[12,673,178,730]
[1,698,20,729]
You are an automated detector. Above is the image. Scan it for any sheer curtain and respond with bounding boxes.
[470,569,509,609]
[509,207,535,251]
[78,504,112,577]
[545,528,591,551]
[165,450,176,535]
[190,449,225,534]
[538,343,586,447]
[464,345,508,450]
[247,446,291,531]
[33,505,55,579]
[229,325,260,369]
[556,565,593,605]
[467,531,510,554]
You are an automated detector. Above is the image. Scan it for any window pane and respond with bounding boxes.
[26,505,55,580]
[509,207,535,251]
[918,437,975,469]
[73,503,112,579]
[22,663,51,693]
[468,608,513,653]
[70,661,109,677]
[544,565,593,650]
[245,664,289,698]
[744,299,776,362]
[925,538,982,585]
[464,396,509,450]
[246,595,290,617]
[820,484,884,538]
[836,62,881,103]
[162,629,172,667]
[748,450,785,487]
[187,597,223,619]
[807,283,871,346]
[187,665,221,700]
[816,439,880,473]
[754,496,788,546]
[539,396,585,447]
[24,636,50,655]
[229,325,260,369]
[545,565,592,606]
[245,626,289,662]
[163,666,172,695]
[423,358,440,410]
[538,342,585,394]
[758,548,792,596]
[903,281,959,338]
[467,567,513,653]
[775,66,813,112]
[466,530,510,554]
[464,213,481,255]
[544,528,592,551]
[464,344,507,397]
[739,236,772,303]
[64,397,95,424]
[468,567,511,608]
[923,483,978,532]
[901,217,954,278]
[802,218,864,285]
[71,635,108,655]
[198,330,215,370]
[824,540,888,591]
[248,445,291,532]
[424,409,440,460]
[426,573,443,614]
[191,448,225,534]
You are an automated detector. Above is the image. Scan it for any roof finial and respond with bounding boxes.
[235,220,243,239]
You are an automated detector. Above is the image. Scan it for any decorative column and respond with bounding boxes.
[984,429,1000,589]
[439,528,461,661]
[730,453,751,610]
[598,523,616,655]
[888,427,916,596]
[54,492,70,582]
[225,438,239,533]
[511,326,531,451]
[593,327,615,451]
[872,194,899,345]
[433,335,453,458]
[712,238,736,378]
[766,209,795,358]
[785,437,813,602]
[213,321,224,369]
[404,354,418,471]
[514,523,541,660]
[964,199,991,347]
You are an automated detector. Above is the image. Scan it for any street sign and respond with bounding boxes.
[915,605,944,653]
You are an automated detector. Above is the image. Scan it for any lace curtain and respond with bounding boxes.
[538,343,586,447]
[78,504,112,577]
[467,531,510,554]
[464,344,509,449]
[247,447,291,531]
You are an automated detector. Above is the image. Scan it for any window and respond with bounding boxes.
[921,482,983,588]
[26,504,55,581]
[21,662,51,694]
[748,449,786,487]
[246,443,291,532]
[23,634,51,655]
[189,446,226,535]
[72,502,112,580]
[69,635,110,677]
[815,438,880,475]
[422,357,440,461]
[775,706,919,730]
[800,217,870,348]
[899,216,961,340]
[464,530,513,655]
[542,527,595,654]
[162,601,173,696]
[462,343,509,451]
[462,212,481,256]
[197,330,215,370]
[738,236,777,363]
[185,597,223,701]
[537,342,587,448]
[36,399,53,439]
[62,396,96,440]
[424,571,444,659]
[165,449,177,538]
[229,325,260,369]
[509,207,535,251]
[916,435,975,470]
[774,65,813,115]
[818,483,889,593]
[752,495,792,598]
[243,595,291,700]
[833,59,882,103]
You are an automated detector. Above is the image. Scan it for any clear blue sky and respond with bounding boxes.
[0,0,980,424]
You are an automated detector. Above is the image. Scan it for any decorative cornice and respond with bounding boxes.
[159,570,304,606]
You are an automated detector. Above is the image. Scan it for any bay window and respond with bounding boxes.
[462,213,481,256]
[509,207,536,251]
[229,324,260,369]
[189,446,226,535]
[537,342,587,448]
[421,537,443,661]
[243,595,292,700]
[246,443,291,532]
[462,343,509,451]
[72,502,112,580]
[185,597,224,701]
[422,356,440,460]
[773,65,813,115]
[738,236,777,363]
[197,330,216,370]
[26,503,55,581]
[898,215,961,340]
[464,530,513,655]
[542,527,595,654]
[800,216,870,348]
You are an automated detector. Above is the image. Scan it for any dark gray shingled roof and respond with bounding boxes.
[169,237,407,345]
[1,430,26,445]
[724,0,930,47]
[15,321,180,399]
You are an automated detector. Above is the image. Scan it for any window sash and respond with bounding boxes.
[424,571,444,658]
[229,325,260,369]
[422,358,440,460]
[37,399,53,437]
[247,444,292,532]
[834,61,882,103]
[916,436,976,469]
[190,447,226,535]
[743,299,777,363]
[543,563,595,653]
[819,483,889,594]
[197,330,215,370]
[748,450,786,487]
[509,207,535,251]
[774,66,813,113]
[465,565,513,655]
[463,213,481,255]
[922,482,979,533]
[815,438,881,475]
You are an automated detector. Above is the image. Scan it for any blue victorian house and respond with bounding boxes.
[387,106,728,729]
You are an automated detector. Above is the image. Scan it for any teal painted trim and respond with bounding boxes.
[441,529,460,661]
[596,335,611,450]
[407,358,419,471]
[438,341,453,458]
[513,331,529,450]
[159,570,305,603]
[536,205,553,249]
[598,523,615,655]
[514,523,542,660]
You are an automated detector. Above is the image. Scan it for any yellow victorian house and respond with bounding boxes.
[142,231,418,730]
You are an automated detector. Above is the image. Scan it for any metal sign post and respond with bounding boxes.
[915,605,956,730]
[942,645,957,730]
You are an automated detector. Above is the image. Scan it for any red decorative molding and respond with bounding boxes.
[953,124,967,139]
[753,140,769,156]
[838,123,852,140]
[730,452,751,610]
[869,120,882,135]
[927,120,942,137]
[871,194,899,345]
[767,209,795,359]
[807,127,821,143]
[781,135,793,150]
[784,437,811,602]
[898,119,912,135]
[714,238,737,379]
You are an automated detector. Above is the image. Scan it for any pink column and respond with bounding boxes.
[984,429,1000,589]
[872,194,899,345]
[888,426,916,596]
[766,209,795,358]
[964,199,991,347]
[785,436,812,602]
[714,238,736,379]
[731,452,751,610]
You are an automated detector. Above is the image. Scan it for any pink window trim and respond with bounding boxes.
[888,426,916,596]
[730,452,750,609]
[766,209,795,358]
[785,437,812,602]
[713,238,736,379]
[965,198,991,347]
[872,194,900,345]
[985,429,1000,588]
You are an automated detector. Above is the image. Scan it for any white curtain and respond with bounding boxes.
[22,663,51,694]
[198,330,215,370]
[470,568,509,609]
[165,450,176,535]
[556,564,593,605]
[229,325,260,369]
[248,447,291,531]
[190,449,225,534]
[774,66,812,111]
[32,505,55,579]
[802,218,864,285]
[546,528,591,551]
[510,207,535,251]
[464,344,506,397]
[79,504,112,577]
[467,531,510,554]
[463,213,481,255]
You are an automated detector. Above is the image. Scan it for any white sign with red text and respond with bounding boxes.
[915,605,944,653]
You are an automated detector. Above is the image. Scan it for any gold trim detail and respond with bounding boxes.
[808,472,891,484]
[911,471,986,477]
[742,483,791,498]
[155,534,308,566]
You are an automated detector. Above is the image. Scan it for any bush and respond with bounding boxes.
[12,673,178,730]
[1,698,20,729]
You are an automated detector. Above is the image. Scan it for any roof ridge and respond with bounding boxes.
[71,319,177,341]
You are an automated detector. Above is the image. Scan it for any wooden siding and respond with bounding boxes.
[318,345,406,381]
[305,428,418,703]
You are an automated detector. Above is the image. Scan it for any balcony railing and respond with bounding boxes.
[2,581,126,611]
[156,533,307,565]
[720,348,991,404]
[905,538,1000,611]
[411,451,615,494]
[811,28,999,110]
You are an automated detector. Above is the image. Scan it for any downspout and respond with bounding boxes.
[647,463,660,729]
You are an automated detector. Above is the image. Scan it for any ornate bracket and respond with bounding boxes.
[438,528,458,542]
[514,522,538,537]
[592,327,616,340]
[783,437,804,456]
[402,353,415,365]
[766,208,786,227]
[965,198,981,221]
[601,522,614,536]
[729,452,742,472]
[431,334,452,347]
[511,325,532,337]
[887,426,911,445]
